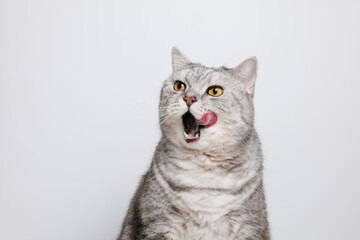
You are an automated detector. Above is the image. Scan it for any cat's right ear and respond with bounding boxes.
[172,47,191,72]
[230,57,258,95]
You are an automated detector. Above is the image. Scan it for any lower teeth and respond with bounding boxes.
[183,131,200,140]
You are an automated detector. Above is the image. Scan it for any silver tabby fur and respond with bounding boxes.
[118,48,270,240]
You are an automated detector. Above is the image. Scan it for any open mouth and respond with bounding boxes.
[182,112,218,143]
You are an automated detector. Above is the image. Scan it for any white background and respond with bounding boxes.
[1,0,360,239]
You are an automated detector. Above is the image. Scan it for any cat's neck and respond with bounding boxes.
[157,131,261,171]
[152,132,263,198]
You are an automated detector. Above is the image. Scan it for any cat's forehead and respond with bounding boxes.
[172,66,230,86]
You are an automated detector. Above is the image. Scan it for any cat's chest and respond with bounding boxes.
[167,208,241,240]
[155,153,250,238]
[158,154,244,211]
[173,190,239,213]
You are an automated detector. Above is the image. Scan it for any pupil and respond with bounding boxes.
[213,88,218,94]
[178,83,183,90]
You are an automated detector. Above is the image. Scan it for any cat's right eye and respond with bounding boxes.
[173,81,186,92]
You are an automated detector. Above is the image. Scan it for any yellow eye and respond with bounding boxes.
[207,86,223,97]
[174,81,186,91]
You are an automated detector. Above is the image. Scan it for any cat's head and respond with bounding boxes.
[159,47,257,151]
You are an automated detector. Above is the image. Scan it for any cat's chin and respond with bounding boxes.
[182,111,217,143]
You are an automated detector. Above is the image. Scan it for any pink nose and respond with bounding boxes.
[183,96,197,107]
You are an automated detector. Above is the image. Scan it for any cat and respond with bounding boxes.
[118,47,270,240]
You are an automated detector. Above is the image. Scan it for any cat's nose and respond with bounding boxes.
[183,96,197,107]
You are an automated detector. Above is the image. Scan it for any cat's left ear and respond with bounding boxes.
[230,57,258,95]
[172,47,191,72]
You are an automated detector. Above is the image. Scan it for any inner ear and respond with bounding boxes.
[230,57,258,95]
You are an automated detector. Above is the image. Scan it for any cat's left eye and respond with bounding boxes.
[207,86,223,97]
[174,81,186,92]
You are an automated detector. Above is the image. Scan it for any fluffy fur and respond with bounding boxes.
[118,48,270,240]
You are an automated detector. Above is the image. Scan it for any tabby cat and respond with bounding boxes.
[118,48,270,240]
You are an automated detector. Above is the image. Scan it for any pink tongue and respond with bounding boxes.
[197,113,217,128]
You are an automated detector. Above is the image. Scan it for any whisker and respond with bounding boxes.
[159,109,180,118]
[159,109,182,126]
[160,115,174,125]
